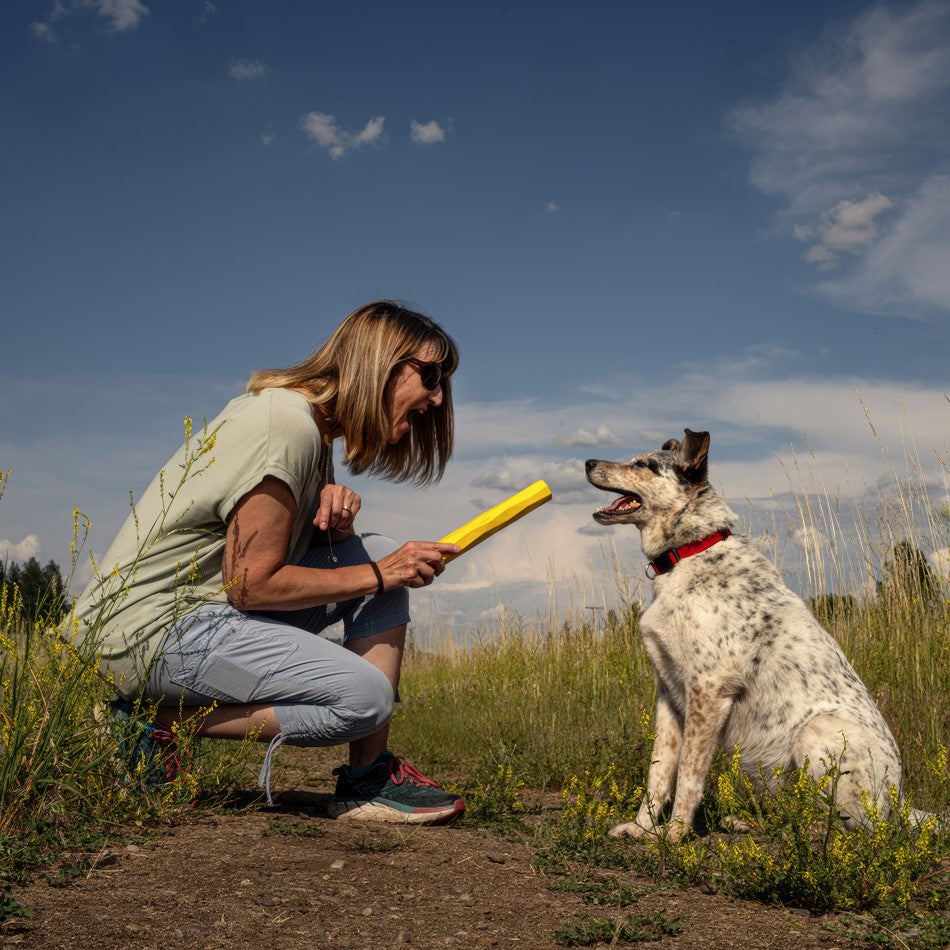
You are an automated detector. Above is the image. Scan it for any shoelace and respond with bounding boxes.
[258,732,288,806]
[390,757,439,788]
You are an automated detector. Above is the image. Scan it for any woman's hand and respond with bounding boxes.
[314,483,361,536]
[224,479,460,611]
[376,541,461,590]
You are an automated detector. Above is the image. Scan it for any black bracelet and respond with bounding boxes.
[370,560,385,595]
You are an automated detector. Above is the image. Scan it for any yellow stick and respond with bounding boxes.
[439,480,552,563]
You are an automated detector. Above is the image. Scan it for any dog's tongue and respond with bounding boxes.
[605,495,641,512]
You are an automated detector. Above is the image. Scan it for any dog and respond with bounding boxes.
[586,429,911,840]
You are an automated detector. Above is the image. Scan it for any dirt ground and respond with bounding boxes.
[2,751,864,950]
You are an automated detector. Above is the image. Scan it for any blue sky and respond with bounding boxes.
[2,0,949,635]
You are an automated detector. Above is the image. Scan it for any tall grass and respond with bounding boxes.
[397,608,657,789]
[772,403,950,799]
[0,430,249,912]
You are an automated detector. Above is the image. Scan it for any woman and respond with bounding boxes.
[76,301,464,824]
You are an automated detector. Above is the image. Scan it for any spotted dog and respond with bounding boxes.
[586,429,913,840]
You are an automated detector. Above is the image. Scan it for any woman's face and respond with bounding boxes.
[385,342,445,444]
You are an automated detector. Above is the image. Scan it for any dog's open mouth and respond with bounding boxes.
[594,493,643,520]
[602,494,642,513]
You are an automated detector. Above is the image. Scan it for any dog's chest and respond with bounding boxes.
[640,592,726,686]
[638,554,769,690]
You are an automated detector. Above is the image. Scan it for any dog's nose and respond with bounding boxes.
[585,459,598,473]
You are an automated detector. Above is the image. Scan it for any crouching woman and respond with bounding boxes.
[75,301,463,824]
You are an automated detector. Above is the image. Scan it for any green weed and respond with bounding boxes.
[554,910,683,946]
[0,888,33,923]
[548,873,646,907]
[263,817,325,838]
[832,906,950,949]
[448,747,531,827]
[347,831,412,853]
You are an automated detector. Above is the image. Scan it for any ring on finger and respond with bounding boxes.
[342,505,351,512]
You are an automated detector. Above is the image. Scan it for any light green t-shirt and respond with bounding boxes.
[75,388,330,698]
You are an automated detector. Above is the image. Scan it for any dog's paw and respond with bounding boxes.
[662,820,692,842]
[720,814,753,833]
[608,821,649,839]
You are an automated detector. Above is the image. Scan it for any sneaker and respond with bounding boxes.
[327,752,465,825]
[109,699,184,788]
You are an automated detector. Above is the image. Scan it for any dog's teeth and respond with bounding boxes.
[605,495,641,513]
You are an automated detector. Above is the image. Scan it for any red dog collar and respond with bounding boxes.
[646,528,732,578]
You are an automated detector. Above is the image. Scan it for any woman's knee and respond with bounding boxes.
[359,532,399,561]
[276,663,394,745]
[349,663,395,734]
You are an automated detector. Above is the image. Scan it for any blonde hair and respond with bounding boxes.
[246,301,459,484]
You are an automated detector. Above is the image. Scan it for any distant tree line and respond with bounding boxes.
[808,538,942,623]
[0,556,69,626]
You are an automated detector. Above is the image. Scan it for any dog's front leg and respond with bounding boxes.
[664,680,734,840]
[610,687,681,839]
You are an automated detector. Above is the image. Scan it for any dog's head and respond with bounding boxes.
[585,428,710,528]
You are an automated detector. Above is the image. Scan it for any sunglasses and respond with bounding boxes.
[404,357,445,391]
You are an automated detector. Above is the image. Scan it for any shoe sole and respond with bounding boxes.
[327,798,464,825]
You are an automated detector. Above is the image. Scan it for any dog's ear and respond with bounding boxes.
[661,438,681,451]
[679,428,710,483]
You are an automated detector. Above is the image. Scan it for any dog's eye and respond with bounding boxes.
[634,459,648,468]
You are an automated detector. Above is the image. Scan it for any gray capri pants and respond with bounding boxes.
[146,533,410,751]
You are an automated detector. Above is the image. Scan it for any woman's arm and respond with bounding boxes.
[222,476,458,612]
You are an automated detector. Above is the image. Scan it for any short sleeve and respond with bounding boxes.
[213,390,323,524]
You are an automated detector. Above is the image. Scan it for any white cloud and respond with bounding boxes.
[796,192,894,267]
[0,535,42,565]
[555,425,622,448]
[229,58,269,81]
[454,360,950,505]
[410,119,445,145]
[470,458,588,498]
[30,0,70,42]
[789,524,829,550]
[30,20,57,42]
[814,176,950,314]
[299,112,386,160]
[477,602,510,621]
[96,0,147,31]
[545,201,561,213]
[730,1,950,315]
[31,0,149,39]
[260,133,276,147]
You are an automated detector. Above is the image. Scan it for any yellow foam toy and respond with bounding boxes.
[439,480,552,563]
